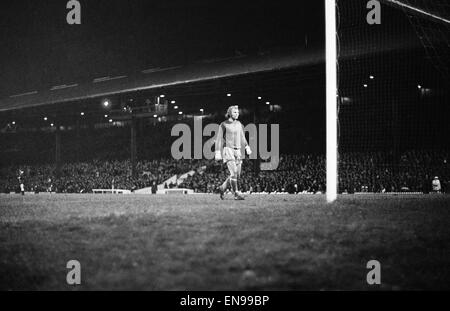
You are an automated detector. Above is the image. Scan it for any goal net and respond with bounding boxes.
[335,0,450,194]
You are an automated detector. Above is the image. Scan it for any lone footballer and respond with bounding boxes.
[215,105,252,200]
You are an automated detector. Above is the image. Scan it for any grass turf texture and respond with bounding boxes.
[1,193,449,290]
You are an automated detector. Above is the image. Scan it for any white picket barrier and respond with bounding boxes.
[92,189,131,194]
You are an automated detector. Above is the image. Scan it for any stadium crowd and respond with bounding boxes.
[1,150,448,194]
[179,154,326,193]
[338,150,449,193]
[0,158,206,193]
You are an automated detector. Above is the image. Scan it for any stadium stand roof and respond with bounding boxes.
[0,25,422,114]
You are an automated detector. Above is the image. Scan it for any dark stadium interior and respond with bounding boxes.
[0,0,449,195]
[2,0,450,293]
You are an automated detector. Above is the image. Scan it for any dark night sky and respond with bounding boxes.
[0,0,324,97]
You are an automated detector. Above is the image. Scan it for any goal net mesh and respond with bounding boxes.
[336,0,450,193]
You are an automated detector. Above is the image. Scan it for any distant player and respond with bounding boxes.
[214,105,252,200]
[20,182,25,195]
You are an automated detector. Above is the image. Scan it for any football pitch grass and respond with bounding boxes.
[1,193,449,290]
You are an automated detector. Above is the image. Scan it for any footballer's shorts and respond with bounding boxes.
[222,147,242,165]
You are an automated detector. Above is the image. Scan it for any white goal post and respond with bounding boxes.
[325,0,338,202]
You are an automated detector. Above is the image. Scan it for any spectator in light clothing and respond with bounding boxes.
[432,176,441,193]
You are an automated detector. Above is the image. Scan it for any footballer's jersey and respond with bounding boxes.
[215,119,248,151]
